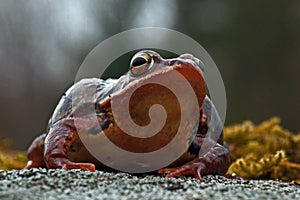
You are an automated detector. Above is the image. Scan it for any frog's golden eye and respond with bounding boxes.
[130,53,154,76]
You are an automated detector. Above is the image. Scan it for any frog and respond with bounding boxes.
[25,50,232,180]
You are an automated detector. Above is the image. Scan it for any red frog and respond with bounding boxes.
[25,50,232,180]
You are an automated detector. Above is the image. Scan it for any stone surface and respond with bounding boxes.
[0,169,299,200]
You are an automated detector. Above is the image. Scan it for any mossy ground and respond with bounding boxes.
[0,139,27,170]
[224,117,300,183]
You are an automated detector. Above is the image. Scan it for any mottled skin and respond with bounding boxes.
[25,50,232,180]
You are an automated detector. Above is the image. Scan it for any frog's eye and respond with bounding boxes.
[130,53,154,76]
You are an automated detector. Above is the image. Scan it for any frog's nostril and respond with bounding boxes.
[193,57,205,72]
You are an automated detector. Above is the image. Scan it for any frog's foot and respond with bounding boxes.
[46,157,96,171]
[62,162,95,171]
[44,119,96,172]
[158,158,205,181]
[158,143,232,180]
[24,160,44,169]
[24,133,47,169]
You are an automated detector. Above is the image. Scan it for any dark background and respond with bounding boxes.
[0,0,299,149]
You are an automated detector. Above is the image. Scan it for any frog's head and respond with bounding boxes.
[99,50,207,153]
[129,50,204,77]
[111,50,206,105]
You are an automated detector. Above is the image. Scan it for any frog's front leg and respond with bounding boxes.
[25,133,47,169]
[158,141,231,180]
[158,101,232,180]
[44,118,96,171]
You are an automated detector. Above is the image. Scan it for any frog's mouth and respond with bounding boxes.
[96,60,206,154]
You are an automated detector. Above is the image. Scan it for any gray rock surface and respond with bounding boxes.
[0,169,299,200]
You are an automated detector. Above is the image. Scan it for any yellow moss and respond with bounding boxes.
[225,117,300,182]
[0,139,27,170]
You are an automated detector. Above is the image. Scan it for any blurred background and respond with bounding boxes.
[0,0,299,149]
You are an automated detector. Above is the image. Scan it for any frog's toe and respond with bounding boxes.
[24,160,44,169]
[158,160,206,181]
[46,157,95,171]
[158,165,196,179]
[194,167,204,181]
[62,162,96,171]
[157,167,179,175]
